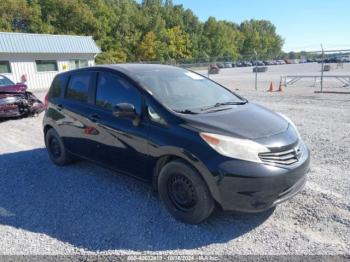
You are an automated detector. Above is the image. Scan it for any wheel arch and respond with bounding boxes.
[151,153,222,207]
[43,124,53,136]
[152,155,181,191]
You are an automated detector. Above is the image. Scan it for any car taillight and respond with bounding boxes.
[44,93,49,109]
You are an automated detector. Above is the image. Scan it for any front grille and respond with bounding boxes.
[259,144,302,166]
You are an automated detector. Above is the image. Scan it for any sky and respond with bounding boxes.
[168,0,350,52]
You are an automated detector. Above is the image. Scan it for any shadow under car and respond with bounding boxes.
[0,148,273,251]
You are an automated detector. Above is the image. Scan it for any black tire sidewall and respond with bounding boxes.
[45,128,70,166]
[158,160,214,224]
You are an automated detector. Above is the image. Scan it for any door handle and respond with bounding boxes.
[89,113,100,122]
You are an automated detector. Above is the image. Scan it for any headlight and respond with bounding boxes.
[200,133,270,163]
[277,113,301,140]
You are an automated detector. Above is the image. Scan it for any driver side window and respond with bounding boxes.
[95,72,142,114]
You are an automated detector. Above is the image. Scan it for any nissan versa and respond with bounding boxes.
[43,64,310,224]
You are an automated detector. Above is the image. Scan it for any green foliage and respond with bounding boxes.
[0,0,284,63]
[137,31,159,60]
[0,0,44,32]
[161,26,192,60]
[201,17,242,59]
[95,50,127,63]
[239,19,284,59]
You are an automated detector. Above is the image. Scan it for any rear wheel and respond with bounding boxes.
[158,160,214,224]
[45,128,74,166]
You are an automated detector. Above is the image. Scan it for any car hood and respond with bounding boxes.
[180,102,288,140]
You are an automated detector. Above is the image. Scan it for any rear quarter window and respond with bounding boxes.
[65,72,92,103]
[49,74,68,99]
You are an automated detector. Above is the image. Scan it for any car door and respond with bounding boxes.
[58,70,98,159]
[89,70,150,178]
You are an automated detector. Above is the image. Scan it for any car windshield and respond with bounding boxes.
[0,75,15,87]
[135,68,244,112]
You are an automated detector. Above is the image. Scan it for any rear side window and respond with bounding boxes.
[95,72,141,114]
[66,72,92,103]
[49,74,68,99]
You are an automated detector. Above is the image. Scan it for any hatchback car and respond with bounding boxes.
[43,64,310,224]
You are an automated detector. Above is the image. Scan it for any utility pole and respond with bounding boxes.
[254,49,258,91]
[320,44,324,92]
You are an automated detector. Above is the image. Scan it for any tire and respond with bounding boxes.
[45,128,74,166]
[158,160,214,224]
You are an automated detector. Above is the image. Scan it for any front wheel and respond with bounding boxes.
[158,160,214,224]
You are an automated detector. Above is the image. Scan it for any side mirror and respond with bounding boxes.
[113,103,136,118]
[113,103,141,126]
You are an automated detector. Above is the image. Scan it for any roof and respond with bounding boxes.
[98,64,183,76]
[0,32,101,54]
[56,64,185,81]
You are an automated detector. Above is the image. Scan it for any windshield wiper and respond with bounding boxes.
[174,109,198,114]
[200,100,247,111]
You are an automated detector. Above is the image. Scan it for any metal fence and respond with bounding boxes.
[140,49,350,93]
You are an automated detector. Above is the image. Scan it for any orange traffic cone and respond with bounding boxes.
[267,82,274,92]
[277,80,283,92]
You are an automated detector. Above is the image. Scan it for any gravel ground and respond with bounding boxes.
[0,64,349,256]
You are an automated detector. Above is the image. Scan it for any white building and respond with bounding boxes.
[0,32,100,91]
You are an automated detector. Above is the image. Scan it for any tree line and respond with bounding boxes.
[0,0,285,63]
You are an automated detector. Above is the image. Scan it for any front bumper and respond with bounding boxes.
[207,144,310,212]
[0,104,21,118]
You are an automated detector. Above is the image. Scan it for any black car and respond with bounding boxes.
[43,64,310,224]
[242,61,253,67]
[255,61,265,66]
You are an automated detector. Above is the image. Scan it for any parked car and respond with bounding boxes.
[224,62,232,68]
[340,57,350,63]
[255,61,265,66]
[0,74,44,118]
[43,64,310,224]
[242,61,253,67]
[325,57,341,63]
